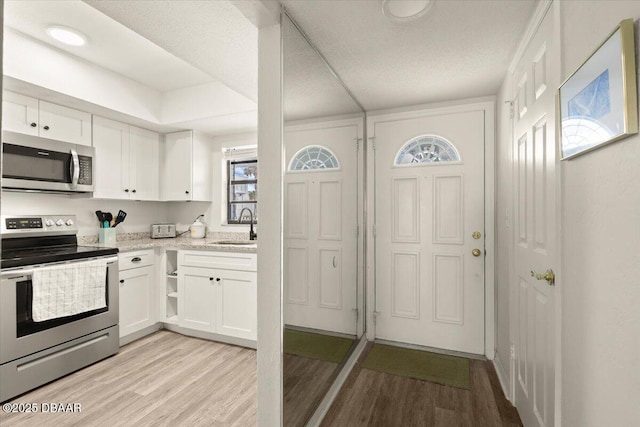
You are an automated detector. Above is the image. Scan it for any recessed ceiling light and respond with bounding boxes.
[382,0,433,22]
[46,25,87,46]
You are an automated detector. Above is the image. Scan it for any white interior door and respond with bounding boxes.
[374,110,485,354]
[512,6,558,427]
[284,123,358,335]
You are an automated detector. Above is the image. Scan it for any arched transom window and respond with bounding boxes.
[289,145,340,171]
[395,135,461,165]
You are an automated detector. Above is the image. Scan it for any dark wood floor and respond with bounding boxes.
[321,343,522,427]
[284,354,340,427]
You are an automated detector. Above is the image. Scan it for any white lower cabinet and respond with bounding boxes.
[118,248,256,343]
[177,251,257,341]
[179,266,218,333]
[118,250,156,338]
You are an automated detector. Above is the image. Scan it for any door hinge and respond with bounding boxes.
[372,225,377,237]
[353,308,359,321]
[356,138,363,151]
[373,311,381,325]
[356,225,360,237]
[368,136,376,150]
[506,100,515,119]
[510,343,516,360]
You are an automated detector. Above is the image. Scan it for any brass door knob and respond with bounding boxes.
[472,249,481,257]
[472,231,481,240]
[531,269,555,286]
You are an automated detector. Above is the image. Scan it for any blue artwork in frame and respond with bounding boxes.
[567,69,611,120]
[558,19,638,160]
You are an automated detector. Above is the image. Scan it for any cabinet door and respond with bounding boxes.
[179,266,217,333]
[39,101,92,146]
[119,265,156,338]
[129,126,159,201]
[2,91,39,135]
[162,131,192,201]
[217,270,257,340]
[92,117,130,199]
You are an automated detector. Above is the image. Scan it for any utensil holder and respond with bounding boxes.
[99,228,117,244]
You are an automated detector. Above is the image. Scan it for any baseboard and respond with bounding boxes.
[119,323,162,347]
[306,336,368,427]
[493,352,512,403]
[162,323,257,349]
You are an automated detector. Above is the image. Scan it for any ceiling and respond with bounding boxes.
[281,0,538,111]
[3,0,538,134]
[283,14,363,122]
[3,0,258,137]
[4,0,215,93]
[85,0,258,102]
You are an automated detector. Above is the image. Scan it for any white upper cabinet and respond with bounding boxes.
[92,116,159,200]
[93,117,129,199]
[162,130,212,202]
[2,91,92,146]
[2,91,39,135]
[39,101,92,146]
[129,126,160,200]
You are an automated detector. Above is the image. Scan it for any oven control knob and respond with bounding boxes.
[45,219,54,227]
[55,219,64,226]
[66,219,74,226]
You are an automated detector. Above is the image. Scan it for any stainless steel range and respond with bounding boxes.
[0,215,119,402]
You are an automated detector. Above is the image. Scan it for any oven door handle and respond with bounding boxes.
[70,148,80,188]
[0,270,33,278]
[1,256,119,277]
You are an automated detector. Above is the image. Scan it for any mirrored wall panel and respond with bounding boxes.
[282,11,365,427]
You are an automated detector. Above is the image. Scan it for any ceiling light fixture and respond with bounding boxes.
[382,0,433,22]
[46,25,87,46]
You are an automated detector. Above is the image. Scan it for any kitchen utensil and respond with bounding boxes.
[101,212,112,229]
[113,210,127,227]
[95,210,104,228]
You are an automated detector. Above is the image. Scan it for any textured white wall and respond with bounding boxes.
[560,3,640,426]
[0,191,168,236]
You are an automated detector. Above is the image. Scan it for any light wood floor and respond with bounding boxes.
[0,330,256,427]
[321,343,523,427]
[284,354,339,427]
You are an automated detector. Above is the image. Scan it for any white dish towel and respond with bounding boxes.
[31,258,108,322]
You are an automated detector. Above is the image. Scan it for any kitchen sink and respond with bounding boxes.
[212,240,256,245]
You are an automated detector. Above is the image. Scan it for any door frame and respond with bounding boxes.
[366,98,496,358]
[284,113,366,337]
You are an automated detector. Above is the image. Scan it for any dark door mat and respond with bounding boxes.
[361,344,470,389]
[284,329,355,364]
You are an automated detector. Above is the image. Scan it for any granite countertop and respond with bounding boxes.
[80,232,257,254]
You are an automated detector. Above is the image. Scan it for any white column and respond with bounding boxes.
[257,22,283,427]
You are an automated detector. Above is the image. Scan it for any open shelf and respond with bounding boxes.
[164,250,179,325]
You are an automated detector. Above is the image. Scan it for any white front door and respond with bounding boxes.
[374,110,485,354]
[284,122,359,335]
[512,5,558,427]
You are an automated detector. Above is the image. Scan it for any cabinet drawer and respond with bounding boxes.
[119,250,154,271]
[179,250,256,272]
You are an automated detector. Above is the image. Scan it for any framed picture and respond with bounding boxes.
[558,18,638,160]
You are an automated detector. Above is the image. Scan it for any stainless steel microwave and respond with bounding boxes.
[2,131,94,193]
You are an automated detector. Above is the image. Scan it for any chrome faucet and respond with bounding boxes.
[238,207,257,241]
